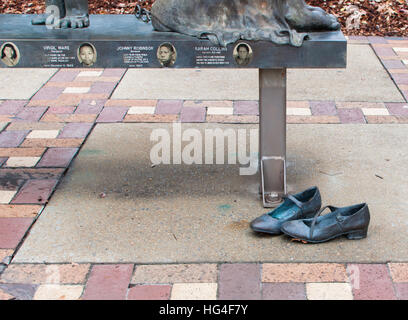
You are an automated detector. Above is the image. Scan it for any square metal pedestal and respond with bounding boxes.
[259,69,287,207]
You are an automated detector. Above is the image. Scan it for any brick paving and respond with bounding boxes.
[0,262,406,300]
[0,37,407,300]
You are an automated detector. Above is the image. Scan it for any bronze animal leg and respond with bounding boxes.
[284,0,340,31]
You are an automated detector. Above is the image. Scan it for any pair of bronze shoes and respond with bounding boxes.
[250,186,370,243]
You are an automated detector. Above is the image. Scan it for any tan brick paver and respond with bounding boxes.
[0,205,42,218]
[131,264,218,284]
[262,263,348,283]
[388,263,408,282]
[0,264,90,284]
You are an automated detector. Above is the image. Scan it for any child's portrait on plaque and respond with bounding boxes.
[157,43,177,67]
[233,43,253,66]
[1,43,20,67]
[78,43,97,67]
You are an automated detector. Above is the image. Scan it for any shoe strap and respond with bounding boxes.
[309,205,338,239]
[285,194,304,209]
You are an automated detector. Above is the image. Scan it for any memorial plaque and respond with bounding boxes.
[0,15,346,69]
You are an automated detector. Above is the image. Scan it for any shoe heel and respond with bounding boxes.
[346,228,368,240]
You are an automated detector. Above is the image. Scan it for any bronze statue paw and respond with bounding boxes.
[58,15,90,29]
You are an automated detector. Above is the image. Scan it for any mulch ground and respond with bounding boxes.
[0,0,407,37]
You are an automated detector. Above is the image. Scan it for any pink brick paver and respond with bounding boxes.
[15,107,48,122]
[96,107,128,123]
[49,70,80,82]
[0,131,29,148]
[0,218,33,249]
[89,82,117,94]
[58,123,93,139]
[82,264,133,300]
[350,264,397,300]
[127,285,172,300]
[394,283,408,300]
[156,100,183,114]
[234,101,259,115]
[368,36,388,44]
[11,179,59,204]
[101,69,127,77]
[310,101,337,116]
[75,99,106,114]
[385,103,408,116]
[0,101,27,115]
[392,74,408,85]
[337,108,366,124]
[372,46,397,57]
[47,107,76,114]
[262,283,306,300]
[0,284,37,300]
[180,107,206,122]
[37,148,78,168]
[218,263,261,300]
[382,60,407,69]
[31,87,64,101]
[0,288,14,300]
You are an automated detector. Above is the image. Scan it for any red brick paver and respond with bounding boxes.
[0,218,33,249]
[350,264,397,300]
[218,263,261,300]
[127,285,172,300]
[11,179,59,204]
[81,264,133,300]
[262,283,306,300]
[36,148,78,168]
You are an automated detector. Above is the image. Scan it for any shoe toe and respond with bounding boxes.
[281,220,309,238]
[250,214,282,234]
